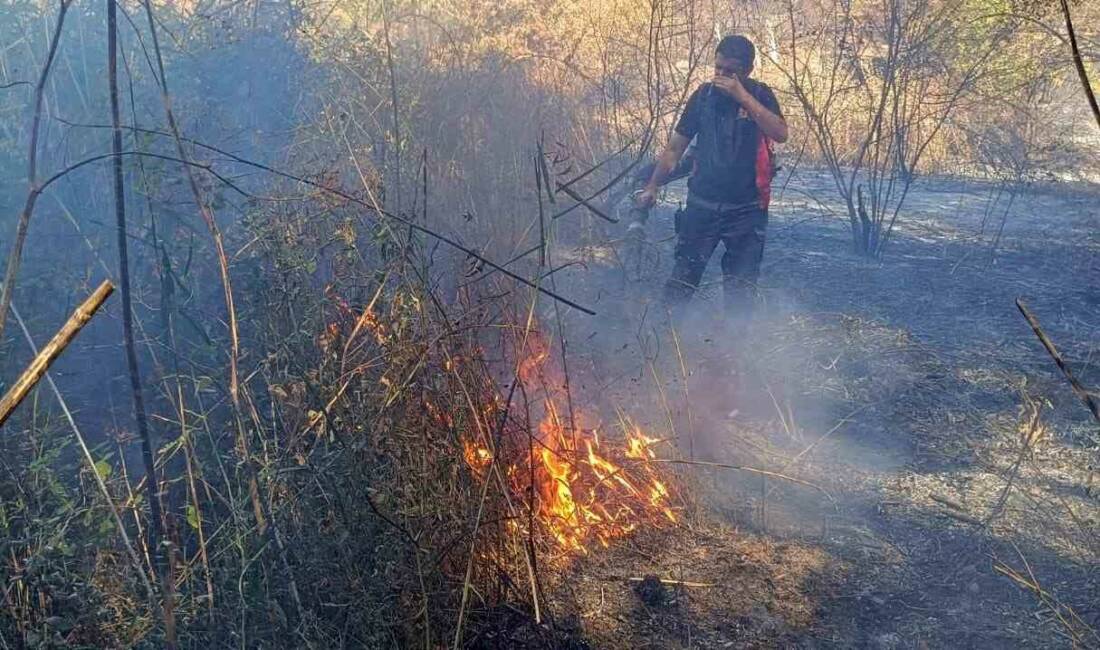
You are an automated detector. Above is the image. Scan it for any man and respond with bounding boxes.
[637,34,787,323]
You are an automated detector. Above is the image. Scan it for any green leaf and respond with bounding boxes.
[186,505,200,531]
[94,460,112,480]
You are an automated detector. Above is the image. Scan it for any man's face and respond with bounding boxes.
[714,53,750,80]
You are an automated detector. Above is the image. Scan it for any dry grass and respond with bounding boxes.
[546,522,831,649]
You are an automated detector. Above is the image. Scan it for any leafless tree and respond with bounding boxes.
[766,0,1011,257]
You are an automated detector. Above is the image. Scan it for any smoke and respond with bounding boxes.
[532,210,907,542]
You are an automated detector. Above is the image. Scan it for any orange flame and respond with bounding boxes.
[322,289,676,555]
[463,439,493,478]
[461,329,678,555]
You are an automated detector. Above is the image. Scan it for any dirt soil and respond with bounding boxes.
[534,169,1100,648]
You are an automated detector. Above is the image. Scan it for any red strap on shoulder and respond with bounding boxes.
[755,136,772,211]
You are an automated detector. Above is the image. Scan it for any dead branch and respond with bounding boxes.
[1015,299,1100,424]
[0,280,113,428]
[936,507,983,527]
[929,493,967,511]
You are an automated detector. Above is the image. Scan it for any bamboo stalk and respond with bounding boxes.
[0,280,113,428]
[107,0,175,642]
[137,0,312,634]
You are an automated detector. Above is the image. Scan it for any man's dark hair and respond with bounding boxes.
[716,35,755,68]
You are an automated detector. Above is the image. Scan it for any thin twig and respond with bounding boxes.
[453,277,553,647]
[554,182,619,223]
[994,542,1100,645]
[35,150,251,198]
[644,458,835,503]
[56,120,596,315]
[624,576,716,588]
[381,0,403,213]
[452,323,536,648]
[0,0,71,343]
[139,0,307,633]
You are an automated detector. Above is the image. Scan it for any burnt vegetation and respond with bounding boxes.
[0,0,1098,648]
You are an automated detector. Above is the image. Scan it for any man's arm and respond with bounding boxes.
[636,133,692,208]
[742,92,788,143]
[711,76,789,143]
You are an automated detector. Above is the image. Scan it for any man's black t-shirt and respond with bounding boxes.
[674,80,782,205]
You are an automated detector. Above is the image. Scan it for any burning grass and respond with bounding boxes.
[460,328,679,556]
[287,268,689,645]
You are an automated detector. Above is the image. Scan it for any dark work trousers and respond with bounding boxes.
[663,200,767,322]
